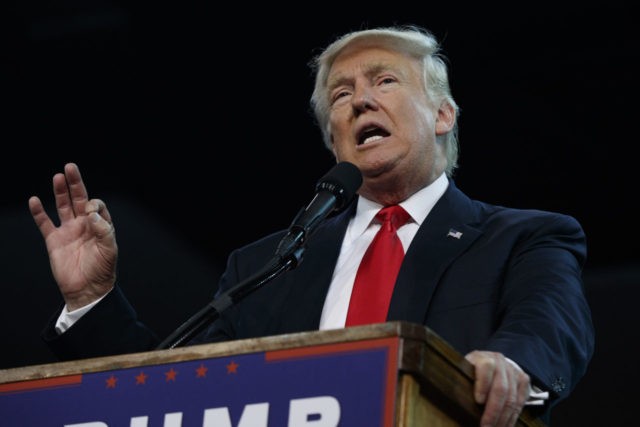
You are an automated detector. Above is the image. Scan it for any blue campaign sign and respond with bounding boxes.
[0,337,399,427]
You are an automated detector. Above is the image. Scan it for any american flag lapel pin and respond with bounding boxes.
[447,229,463,239]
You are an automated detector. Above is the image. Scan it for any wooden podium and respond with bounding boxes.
[0,322,546,426]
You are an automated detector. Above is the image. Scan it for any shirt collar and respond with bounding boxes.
[352,172,449,236]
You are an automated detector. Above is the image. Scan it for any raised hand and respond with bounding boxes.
[29,163,118,311]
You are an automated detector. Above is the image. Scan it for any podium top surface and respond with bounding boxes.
[0,322,438,383]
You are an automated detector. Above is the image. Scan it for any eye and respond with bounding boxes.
[331,89,352,105]
[378,76,397,85]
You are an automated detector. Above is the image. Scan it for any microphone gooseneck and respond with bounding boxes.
[274,161,362,261]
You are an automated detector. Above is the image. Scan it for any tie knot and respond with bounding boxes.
[376,205,411,231]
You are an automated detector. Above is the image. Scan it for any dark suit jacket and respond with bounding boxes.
[43,179,594,417]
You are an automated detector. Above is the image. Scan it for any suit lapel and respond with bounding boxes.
[387,181,483,324]
[273,204,354,331]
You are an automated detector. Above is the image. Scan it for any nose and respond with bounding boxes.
[352,87,378,115]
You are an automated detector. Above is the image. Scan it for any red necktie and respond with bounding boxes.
[345,205,411,326]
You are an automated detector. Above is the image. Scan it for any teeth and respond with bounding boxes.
[363,135,384,145]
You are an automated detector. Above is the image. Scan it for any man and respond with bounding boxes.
[30,26,594,426]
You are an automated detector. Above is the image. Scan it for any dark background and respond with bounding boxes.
[2,2,638,425]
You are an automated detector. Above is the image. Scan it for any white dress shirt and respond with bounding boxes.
[319,172,449,330]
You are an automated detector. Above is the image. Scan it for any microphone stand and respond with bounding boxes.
[155,248,304,350]
[156,161,362,350]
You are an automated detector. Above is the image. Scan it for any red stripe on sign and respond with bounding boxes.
[265,337,399,361]
[382,339,398,427]
[0,374,82,395]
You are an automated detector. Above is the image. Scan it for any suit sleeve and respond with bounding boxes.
[485,212,594,406]
[42,285,159,361]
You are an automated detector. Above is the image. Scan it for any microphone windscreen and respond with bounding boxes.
[315,162,363,210]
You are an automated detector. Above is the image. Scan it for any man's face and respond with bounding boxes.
[326,44,450,202]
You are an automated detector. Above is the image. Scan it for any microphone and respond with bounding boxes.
[275,161,362,260]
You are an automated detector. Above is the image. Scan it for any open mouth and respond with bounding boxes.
[358,126,390,145]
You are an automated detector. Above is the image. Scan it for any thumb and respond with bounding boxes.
[90,211,116,243]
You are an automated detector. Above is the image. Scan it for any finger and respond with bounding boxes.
[494,394,522,427]
[89,211,115,242]
[506,410,520,427]
[480,357,509,427]
[465,351,495,405]
[28,196,56,239]
[513,369,531,415]
[65,162,89,217]
[486,359,528,427]
[517,374,530,405]
[52,171,76,222]
[86,199,113,224]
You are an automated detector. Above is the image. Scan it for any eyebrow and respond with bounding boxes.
[327,61,403,92]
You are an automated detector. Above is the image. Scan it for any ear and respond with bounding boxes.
[435,102,456,135]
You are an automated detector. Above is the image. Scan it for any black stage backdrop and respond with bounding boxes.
[3,2,638,425]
